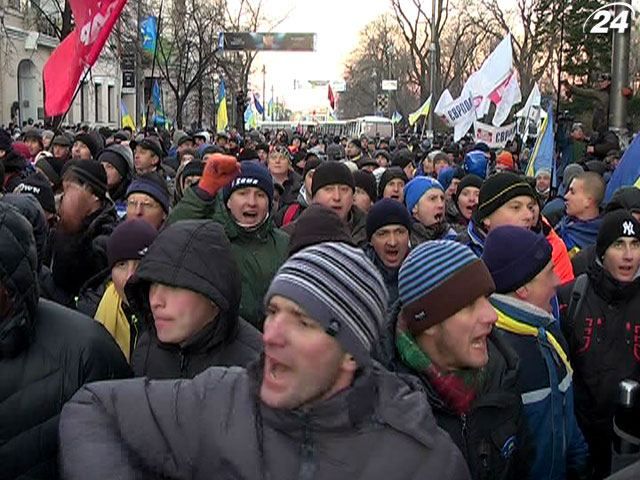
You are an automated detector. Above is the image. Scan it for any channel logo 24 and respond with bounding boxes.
[582,2,637,34]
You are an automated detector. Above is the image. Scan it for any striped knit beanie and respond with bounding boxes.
[398,240,495,335]
[265,242,388,366]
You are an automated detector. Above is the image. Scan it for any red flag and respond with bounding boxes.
[328,84,335,110]
[43,0,128,116]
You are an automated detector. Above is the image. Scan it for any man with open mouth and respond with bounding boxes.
[59,242,469,480]
[483,226,590,480]
[559,210,640,478]
[404,176,457,245]
[383,240,530,480]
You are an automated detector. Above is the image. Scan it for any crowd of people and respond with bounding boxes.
[0,119,639,480]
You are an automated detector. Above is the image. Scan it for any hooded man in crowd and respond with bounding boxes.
[59,242,470,480]
[126,220,262,379]
[0,202,130,479]
[97,143,134,217]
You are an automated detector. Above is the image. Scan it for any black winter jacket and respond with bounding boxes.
[126,220,261,379]
[559,260,640,478]
[59,361,471,480]
[0,203,130,480]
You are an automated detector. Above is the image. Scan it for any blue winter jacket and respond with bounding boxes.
[490,294,590,480]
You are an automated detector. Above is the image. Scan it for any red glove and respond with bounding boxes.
[198,154,241,197]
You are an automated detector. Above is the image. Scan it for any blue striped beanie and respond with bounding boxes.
[265,242,387,366]
[398,240,495,334]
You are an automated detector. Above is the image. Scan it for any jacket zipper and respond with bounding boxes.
[179,351,188,377]
[461,413,469,457]
[299,419,315,480]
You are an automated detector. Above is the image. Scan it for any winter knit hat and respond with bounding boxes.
[302,157,322,179]
[13,174,56,214]
[475,172,535,224]
[437,167,455,191]
[311,161,355,197]
[135,136,165,159]
[454,174,483,201]
[496,151,515,171]
[366,198,412,240]
[266,242,388,366]
[74,132,101,159]
[482,226,552,294]
[378,167,408,199]
[223,161,274,209]
[392,149,414,170]
[398,240,495,335]
[353,170,377,204]
[63,160,108,199]
[404,176,444,213]
[562,164,584,189]
[126,172,171,214]
[98,144,134,180]
[36,156,65,188]
[181,160,204,179]
[596,210,640,260]
[107,219,158,269]
[606,187,640,214]
[287,205,355,256]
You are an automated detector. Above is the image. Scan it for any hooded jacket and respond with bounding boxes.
[126,220,261,379]
[167,187,289,330]
[348,204,368,248]
[0,203,130,480]
[59,361,471,480]
[559,259,640,477]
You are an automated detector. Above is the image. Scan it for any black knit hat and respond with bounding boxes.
[36,156,65,188]
[127,172,171,214]
[107,219,159,269]
[302,157,322,178]
[63,160,108,199]
[454,174,483,202]
[475,172,535,224]
[366,198,412,240]
[135,136,164,159]
[181,160,204,178]
[74,132,101,159]
[596,210,640,260]
[98,149,131,180]
[378,166,408,199]
[606,187,640,214]
[353,170,377,204]
[392,149,414,169]
[287,204,355,256]
[238,149,260,162]
[348,138,362,151]
[14,173,56,214]
[311,161,355,197]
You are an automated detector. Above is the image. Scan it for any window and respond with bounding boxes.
[95,83,102,123]
[108,85,115,123]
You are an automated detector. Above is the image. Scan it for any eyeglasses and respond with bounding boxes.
[127,199,161,210]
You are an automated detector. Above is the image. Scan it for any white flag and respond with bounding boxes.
[476,34,513,100]
[492,71,522,126]
[516,82,542,142]
[434,89,454,125]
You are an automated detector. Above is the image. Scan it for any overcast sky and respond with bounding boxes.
[249,0,391,112]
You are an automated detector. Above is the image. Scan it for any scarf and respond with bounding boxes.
[95,282,131,361]
[556,215,602,251]
[395,315,486,415]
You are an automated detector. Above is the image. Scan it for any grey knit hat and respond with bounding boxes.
[265,242,387,366]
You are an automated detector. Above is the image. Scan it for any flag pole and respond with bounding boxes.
[52,67,93,131]
[145,0,164,132]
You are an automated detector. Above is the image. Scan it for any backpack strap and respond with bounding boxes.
[282,203,301,226]
[567,273,589,326]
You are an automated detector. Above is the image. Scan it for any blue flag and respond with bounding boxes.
[253,94,264,115]
[526,105,556,187]
[605,133,640,201]
[141,16,158,53]
[152,80,165,125]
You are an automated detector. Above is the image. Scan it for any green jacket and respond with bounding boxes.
[168,188,289,330]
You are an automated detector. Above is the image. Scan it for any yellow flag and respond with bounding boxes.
[409,95,432,126]
[216,80,228,133]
